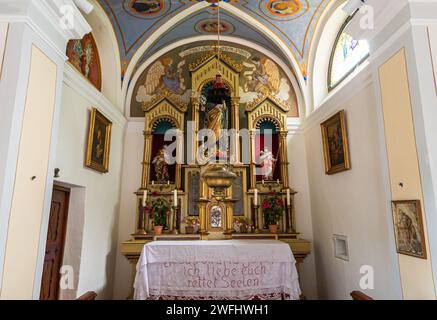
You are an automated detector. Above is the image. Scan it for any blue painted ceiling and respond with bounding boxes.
[96,0,333,80]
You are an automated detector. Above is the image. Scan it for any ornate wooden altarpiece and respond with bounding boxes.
[121,51,311,298]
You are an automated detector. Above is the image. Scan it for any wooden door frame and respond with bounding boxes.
[40,184,70,300]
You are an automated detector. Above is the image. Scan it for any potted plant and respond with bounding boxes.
[184,216,200,234]
[147,197,170,235]
[262,195,284,234]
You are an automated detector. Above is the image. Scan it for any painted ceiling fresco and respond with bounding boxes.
[130,41,298,118]
[132,9,292,76]
[97,0,332,80]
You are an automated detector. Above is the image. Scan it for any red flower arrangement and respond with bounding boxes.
[262,195,285,227]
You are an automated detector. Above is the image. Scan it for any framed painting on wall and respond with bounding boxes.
[391,200,427,259]
[66,33,102,91]
[86,108,112,173]
[321,110,351,175]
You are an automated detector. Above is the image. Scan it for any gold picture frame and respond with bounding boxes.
[86,108,112,173]
[321,110,351,175]
[391,200,427,259]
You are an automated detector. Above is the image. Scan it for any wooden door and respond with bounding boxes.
[40,185,70,300]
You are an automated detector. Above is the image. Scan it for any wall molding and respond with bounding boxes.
[63,63,127,128]
[0,0,91,61]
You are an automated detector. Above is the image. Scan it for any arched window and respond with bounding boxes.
[328,16,370,91]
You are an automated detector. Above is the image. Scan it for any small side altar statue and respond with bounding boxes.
[259,148,277,181]
[152,145,171,182]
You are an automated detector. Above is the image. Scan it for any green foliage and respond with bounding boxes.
[147,197,170,226]
[262,194,285,226]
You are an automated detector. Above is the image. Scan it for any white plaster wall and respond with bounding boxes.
[55,82,125,299]
[303,74,403,300]
[87,0,122,110]
[112,121,144,300]
[288,130,318,299]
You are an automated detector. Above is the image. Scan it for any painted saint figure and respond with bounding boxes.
[259,148,277,180]
[152,145,170,182]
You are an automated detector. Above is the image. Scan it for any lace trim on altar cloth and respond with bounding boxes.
[138,285,301,301]
[146,293,292,301]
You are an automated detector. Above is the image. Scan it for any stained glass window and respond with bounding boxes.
[328,18,370,90]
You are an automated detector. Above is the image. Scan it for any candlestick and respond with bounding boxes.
[172,205,179,235]
[142,190,148,207]
[253,204,261,233]
[173,189,178,206]
[254,189,258,205]
[136,201,147,235]
[286,189,291,206]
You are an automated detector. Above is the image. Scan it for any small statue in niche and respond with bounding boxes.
[259,148,277,180]
[152,145,170,182]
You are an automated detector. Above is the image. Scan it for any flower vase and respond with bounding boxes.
[268,224,278,234]
[154,226,163,235]
[185,225,194,234]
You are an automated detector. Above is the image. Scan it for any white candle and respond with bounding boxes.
[254,189,258,205]
[142,190,148,207]
[174,190,178,207]
[152,181,155,185]
[277,179,280,184]
[287,189,291,206]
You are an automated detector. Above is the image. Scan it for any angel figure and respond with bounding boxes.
[259,148,277,180]
[244,57,280,95]
[145,57,186,96]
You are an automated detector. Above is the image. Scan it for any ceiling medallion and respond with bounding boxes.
[126,0,165,18]
[261,0,309,20]
[195,19,235,35]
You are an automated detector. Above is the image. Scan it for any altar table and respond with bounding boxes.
[133,240,301,300]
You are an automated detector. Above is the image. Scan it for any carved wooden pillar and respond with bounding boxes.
[279,131,289,188]
[141,130,153,189]
[191,97,200,164]
[249,130,257,189]
[231,97,240,163]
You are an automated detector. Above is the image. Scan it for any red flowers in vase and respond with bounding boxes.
[262,195,285,233]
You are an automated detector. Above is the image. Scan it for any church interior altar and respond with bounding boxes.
[121,40,312,299]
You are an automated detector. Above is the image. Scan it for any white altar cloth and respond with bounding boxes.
[134,240,301,300]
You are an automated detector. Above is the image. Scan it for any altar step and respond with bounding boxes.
[131,233,301,241]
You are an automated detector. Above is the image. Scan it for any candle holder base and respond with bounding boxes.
[135,229,147,235]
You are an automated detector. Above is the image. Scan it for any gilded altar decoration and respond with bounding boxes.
[391,200,427,259]
[202,164,237,199]
[66,33,101,91]
[321,110,351,175]
[86,108,112,173]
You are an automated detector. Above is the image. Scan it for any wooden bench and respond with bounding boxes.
[351,291,373,300]
[77,291,97,300]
